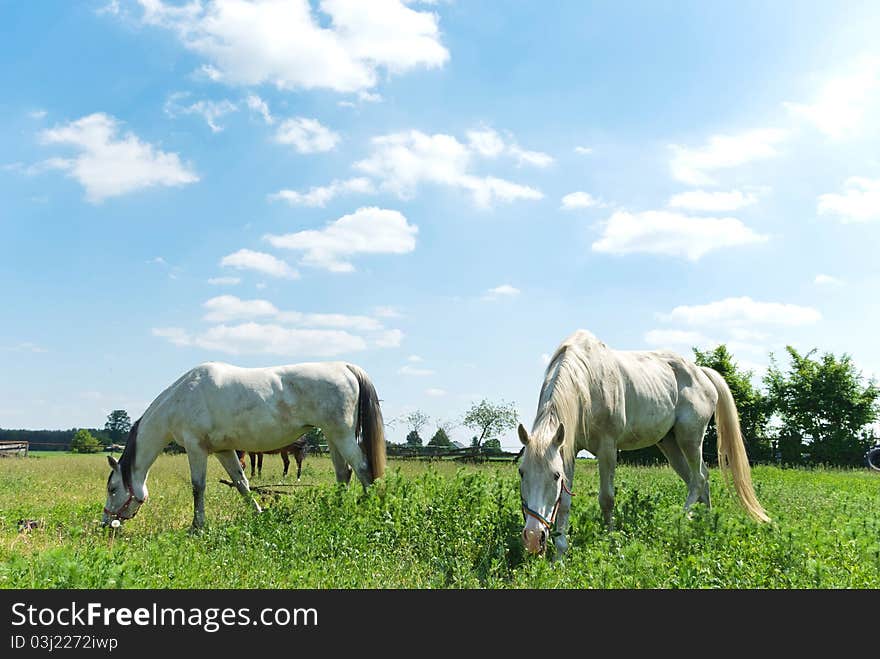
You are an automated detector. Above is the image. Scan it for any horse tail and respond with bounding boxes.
[346,364,387,483]
[701,367,771,523]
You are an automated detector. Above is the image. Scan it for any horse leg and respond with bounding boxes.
[183,441,208,530]
[328,445,353,485]
[551,463,575,561]
[657,432,693,486]
[215,450,262,514]
[281,450,290,478]
[257,453,263,477]
[295,453,303,481]
[673,423,711,513]
[249,453,256,479]
[596,440,617,530]
[332,433,372,490]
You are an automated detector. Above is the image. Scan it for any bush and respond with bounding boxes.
[69,429,101,454]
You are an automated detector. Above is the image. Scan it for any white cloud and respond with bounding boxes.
[465,127,553,167]
[669,129,787,186]
[38,113,198,202]
[508,143,554,168]
[207,276,241,285]
[425,388,446,397]
[275,117,340,153]
[245,94,273,124]
[728,328,770,342]
[644,329,715,348]
[483,284,520,300]
[540,353,551,365]
[591,210,768,260]
[275,310,382,332]
[784,56,880,139]
[203,295,278,321]
[667,189,758,212]
[269,177,375,207]
[658,297,821,327]
[220,248,299,279]
[374,305,402,318]
[156,292,403,356]
[135,0,448,93]
[561,191,604,210]
[814,274,844,286]
[354,129,544,207]
[407,355,423,362]
[817,177,880,223]
[96,0,120,16]
[151,327,192,346]
[574,146,593,155]
[154,323,368,357]
[398,364,435,376]
[265,206,417,272]
[4,341,49,354]
[373,328,404,348]
[28,109,47,120]
[467,128,506,157]
[164,93,238,132]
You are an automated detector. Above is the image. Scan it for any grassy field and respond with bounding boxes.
[1,452,878,588]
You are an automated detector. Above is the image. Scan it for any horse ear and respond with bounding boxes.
[107,456,119,470]
[517,423,530,446]
[552,423,565,447]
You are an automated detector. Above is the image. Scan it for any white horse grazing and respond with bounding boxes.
[102,361,386,530]
[518,330,770,557]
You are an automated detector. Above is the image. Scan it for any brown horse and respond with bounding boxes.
[236,437,308,480]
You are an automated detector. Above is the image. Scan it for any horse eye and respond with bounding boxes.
[553,472,560,481]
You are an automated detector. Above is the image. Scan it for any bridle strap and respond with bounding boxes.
[103,482,146,520]
[522,478,575,533]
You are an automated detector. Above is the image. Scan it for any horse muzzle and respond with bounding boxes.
[522,524,547,555]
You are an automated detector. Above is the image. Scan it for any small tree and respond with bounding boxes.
[405,430,423,447]
[301,427,325,452]
[104,410,132,446]
[70,429,101,454]
[400,410,430,436]
[764,347,879,466]
[427,427,452,447]
[482,438,502,454]
[462,399,518,451]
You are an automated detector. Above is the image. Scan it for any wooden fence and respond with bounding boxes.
[0,441,29,458]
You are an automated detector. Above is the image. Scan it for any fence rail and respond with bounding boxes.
[0,441,29,457]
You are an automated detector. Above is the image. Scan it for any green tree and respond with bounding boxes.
[427,427,452,447]
[693,345,771,464]
[104,410,132,446]
[70,429,101,454]
[462,399,518,451]
[405,430,423,447]
[301,427,325,452]
[482,438,502,454]
[764,346,879,466]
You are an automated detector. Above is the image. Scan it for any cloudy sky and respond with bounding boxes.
[3,1,880,448]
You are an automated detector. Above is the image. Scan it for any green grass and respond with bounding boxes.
[1,453,878,588]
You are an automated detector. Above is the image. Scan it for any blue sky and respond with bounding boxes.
[3,1,880,449]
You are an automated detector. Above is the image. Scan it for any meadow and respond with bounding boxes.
[1,452,878,588]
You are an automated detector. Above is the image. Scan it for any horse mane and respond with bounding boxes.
[532,333,601,470]
[118,418,141,489]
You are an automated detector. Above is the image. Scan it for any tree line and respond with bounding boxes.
[0,409,133,453]
[6,345,877,467]
[389,399,520,456]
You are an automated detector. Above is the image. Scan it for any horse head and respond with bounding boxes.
[102,455,147,526]
[517,422,568,555]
